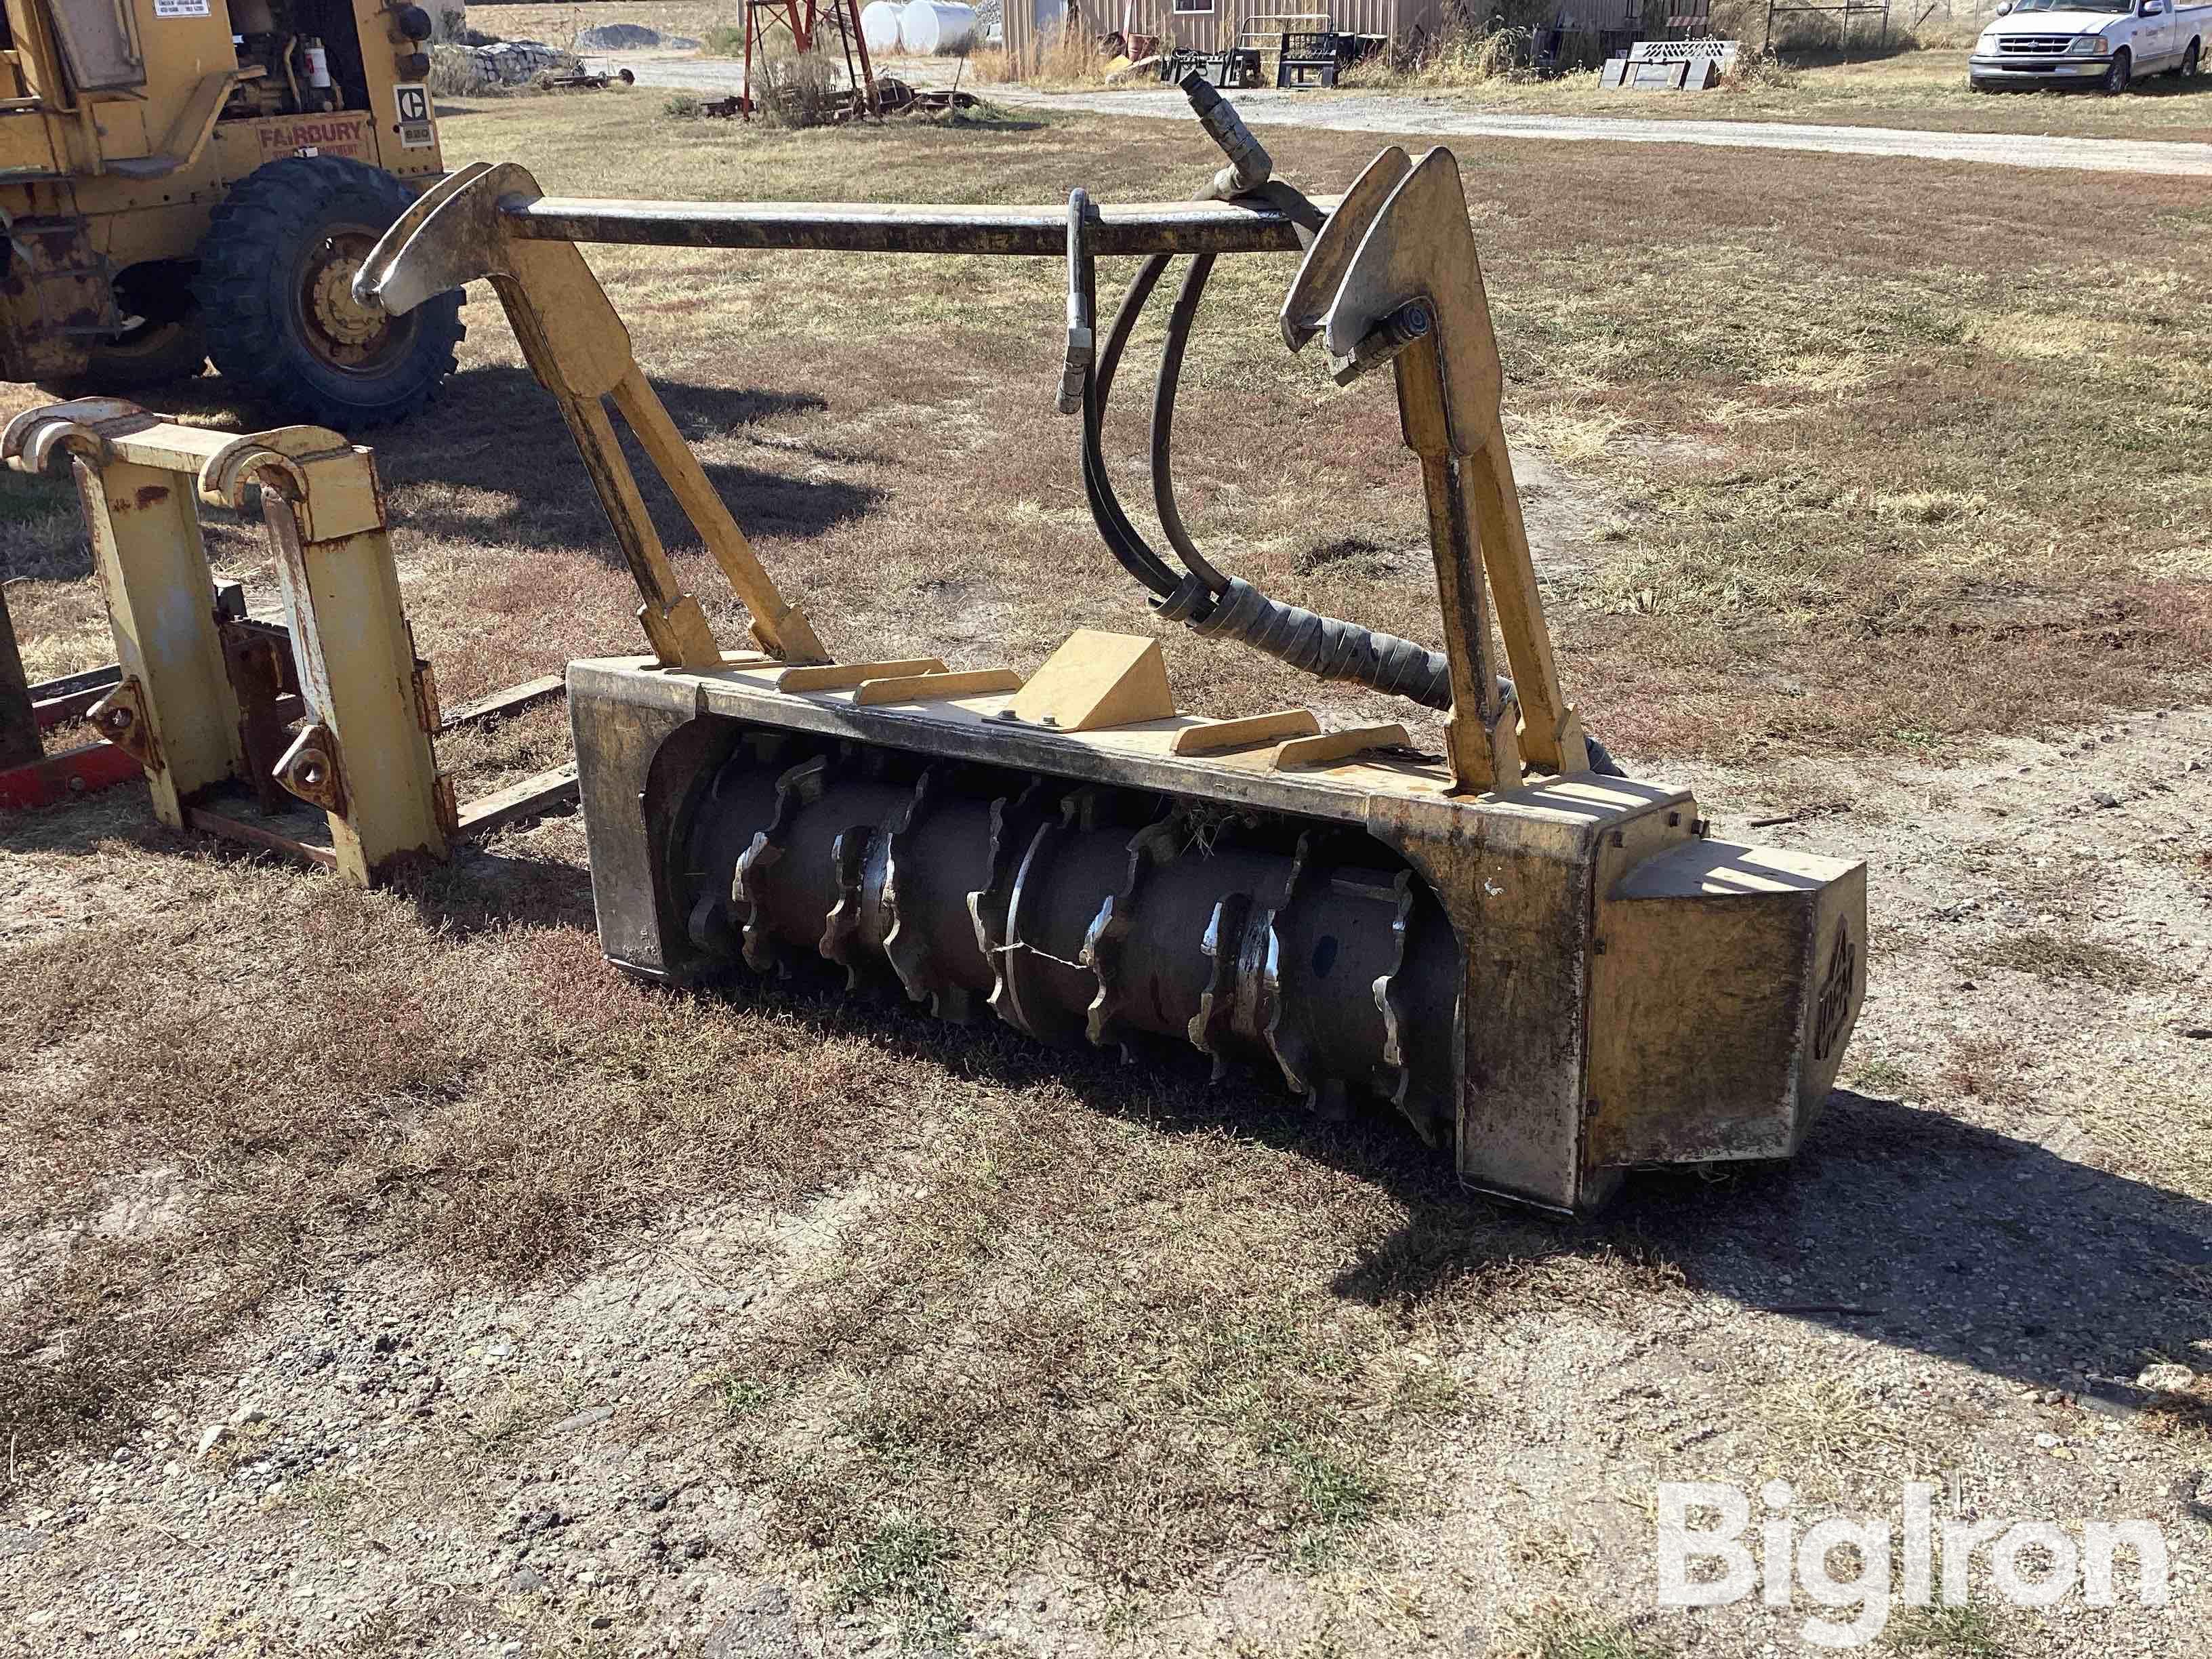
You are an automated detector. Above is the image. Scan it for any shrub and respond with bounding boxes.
[754,47,844,127]
[1343,2,1547,87]
[426,43,485,96]
[981,24,1116,85]
[1717,45,1799,89]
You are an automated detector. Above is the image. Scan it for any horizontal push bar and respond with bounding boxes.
[501,194,1342,258]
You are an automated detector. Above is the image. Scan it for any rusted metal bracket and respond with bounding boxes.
[0,399,578,882]
[274,722,347,816]
[85,676,159,770]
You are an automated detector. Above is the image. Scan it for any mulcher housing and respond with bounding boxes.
[356,93,1867,1214]
[568,651,1862,1214]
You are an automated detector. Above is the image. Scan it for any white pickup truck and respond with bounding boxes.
[1969,0,2209,93]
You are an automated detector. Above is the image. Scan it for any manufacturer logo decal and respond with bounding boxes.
[394,82,434,148]
[1814,925,1856,1061]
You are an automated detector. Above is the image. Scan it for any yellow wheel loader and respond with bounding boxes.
[0,0,462,426]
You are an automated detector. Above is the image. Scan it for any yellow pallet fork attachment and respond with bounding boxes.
[3,400,577,884]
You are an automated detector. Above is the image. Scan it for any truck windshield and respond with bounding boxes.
[2004,0,2135,12]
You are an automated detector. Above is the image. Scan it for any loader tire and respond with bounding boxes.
[37,261,207,396]
[195,157,463,430]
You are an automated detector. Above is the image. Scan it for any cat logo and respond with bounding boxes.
[394,81,434,148]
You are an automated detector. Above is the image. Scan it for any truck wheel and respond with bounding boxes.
[2103,47,2131,94]
[37,261,207,396]
[2181,39,2200,76]
[194,156,463,430]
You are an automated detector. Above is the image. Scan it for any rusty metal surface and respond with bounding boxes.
[218,615,302,813]
[0,738,142,811]
[184,804,338,872]
[273,722,347,816]
[85,677,161,771]
[0,215,117,383]
[501,194,1337,258]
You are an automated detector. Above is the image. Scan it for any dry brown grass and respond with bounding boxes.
[1956,929,2160,990]
[1341,18,1538,89]
[967,30,1119,88]
[1503,1603,1679,1659]
[1336,43,2212,144]
[471,0,727,44]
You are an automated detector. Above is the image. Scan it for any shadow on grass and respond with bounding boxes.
[377,365,890,550]
[0,781,166,858]
[1772,39,1933,69]
[663,954,2211,1405]
[1341,1084,2211,1402]
[400,834,599,936]
[904,105,1052,134]
[1969,74,2212,98]
[76,363,889,562]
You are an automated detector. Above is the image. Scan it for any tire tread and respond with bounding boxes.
[193,157,463,429]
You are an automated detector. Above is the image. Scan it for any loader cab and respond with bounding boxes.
[0,0,460,428]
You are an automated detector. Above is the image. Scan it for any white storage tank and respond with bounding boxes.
[861,0,903,53]
[900,0,977,52]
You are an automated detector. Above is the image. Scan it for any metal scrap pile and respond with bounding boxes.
[434,39,585,87]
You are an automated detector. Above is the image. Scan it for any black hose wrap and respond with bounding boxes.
[1187,578,1454,710]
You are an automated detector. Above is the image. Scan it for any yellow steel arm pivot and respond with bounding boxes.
[353,163,828,670]
[1286,147,1589,792]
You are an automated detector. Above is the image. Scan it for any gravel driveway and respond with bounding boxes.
[611,52,2212,176]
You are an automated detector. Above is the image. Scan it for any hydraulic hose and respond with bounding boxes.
[1067,143,1621,773]
[1071,196,1181,600]
[1149,253,1232,597]
[1083,248,1463,712]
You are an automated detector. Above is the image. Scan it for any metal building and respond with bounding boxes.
[1003,0,1646,72]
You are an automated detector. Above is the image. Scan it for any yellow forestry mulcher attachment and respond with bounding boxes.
[354,81,1866,1213]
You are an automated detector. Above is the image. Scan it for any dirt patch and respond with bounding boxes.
[0,708,2203,1655]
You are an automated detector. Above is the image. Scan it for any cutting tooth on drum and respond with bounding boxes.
[1187,893,1250,1082]
[976,777,1062,1039]
[819,825,875,990]
[1372,869,1432,1145]
[734,754,827,975]
[875,769,933,1007]
[1080,815,1180,1052]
